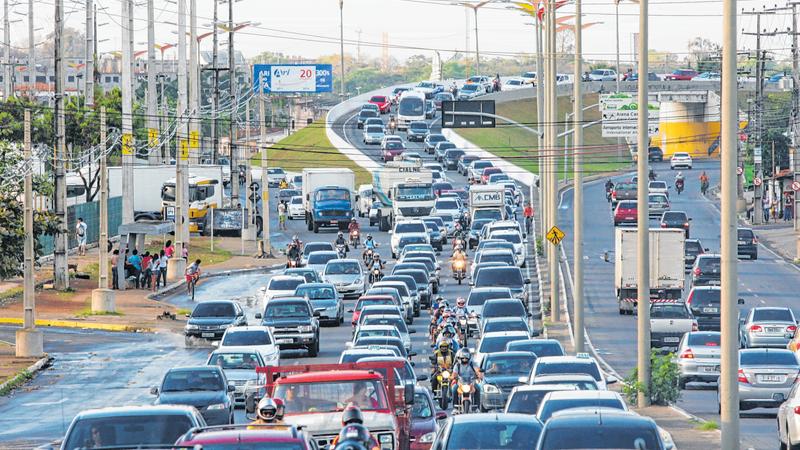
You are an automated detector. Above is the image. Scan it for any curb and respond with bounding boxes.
[0,318,151,333]
[0,354,53,396]
[147,263,286,301]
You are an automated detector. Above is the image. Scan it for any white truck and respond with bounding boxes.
[302,168,356,233]
[469,184,506,222]
[615,228,685,315]
[161,168,226,235]
[372,161,434,231]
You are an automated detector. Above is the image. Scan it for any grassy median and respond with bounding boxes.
[456,94,631,179]
[252,119,371,186]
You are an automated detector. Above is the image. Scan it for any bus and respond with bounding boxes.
[396,90,426,131]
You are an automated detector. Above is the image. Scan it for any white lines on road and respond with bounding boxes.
[21,398,69,407]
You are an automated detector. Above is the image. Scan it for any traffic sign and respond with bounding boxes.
[736,166,744,175]
[253,64,333,94]
[546,226,566,246]
[791,181,800,192]
[441,100,496,129]
[754,177,763,186]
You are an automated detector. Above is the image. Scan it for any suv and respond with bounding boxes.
[177,424,317,449]
[184,300,247,345]
[649,300,698,351]
[686,286,721,331]
[391,219,429,258]
[737,227,758,260]
[684,238,706,270]
[151,366,234,425]
[256,297,320,357]
[691,254,721,287]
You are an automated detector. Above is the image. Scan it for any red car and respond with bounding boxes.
[176,424,316,448]
[664,69,699,81]
[614,200,638,226]
[369,95,391,114]
[481,167,503,184]
[382,141,405,162]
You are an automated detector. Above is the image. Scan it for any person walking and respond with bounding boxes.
[158,250,168,288]
[141,252,152,289]
[785,192,794,221]
[150,252,161,292]
[110,249,119,289]
[278,200,288,231]
[164,240,175,258]
[523,203,534,235]
[763,194,772,223]
[75,217,88,256]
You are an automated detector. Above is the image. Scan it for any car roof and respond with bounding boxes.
[210,346,267,355]
[511,384,579,393]
[470,287,513,293]
[483,350,537,358]
[544,408,654,428]
[532,374,597,382]
[484,298,525,306]
[481,330,530,338]
[543,390,622,401]
[279,370,383,384]
[297,282,336,289]
[308,250,338,257]
[179,425,306,444]
[268,297,310,305]
[356,324,397,332]
[449,412,541,425]
[223,325,269,333]
[73,404,199,420]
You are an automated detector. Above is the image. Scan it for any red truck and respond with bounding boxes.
[251,362,415,450]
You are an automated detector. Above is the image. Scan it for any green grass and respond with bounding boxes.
[76,308,124,318]
[0,369,33,396]
[0,287,23,302]
[252,119,371,186]
[176,308,192,316]
[694,421,719,431]
[456,94,632,179]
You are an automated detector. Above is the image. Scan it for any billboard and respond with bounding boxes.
[600,93,660,138]
[253,64,333,94]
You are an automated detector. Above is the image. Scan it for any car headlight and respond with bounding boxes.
[379,434,393,444]
[299,325,313,333]
[264,351,279,362]
[483,384,501,394]
[316,211,323,217]
[219,323,232,329]
[207,403,227,410]
[354,277,364,285]
[185,324,199,330]
[419,432,436,443]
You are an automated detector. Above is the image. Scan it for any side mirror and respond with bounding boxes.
[185,313,191,318]
[738,298,745,305]
[417,374,429,382]
[606,376,618,385]
[524,278,531,284]
[228,384,236,392]
[245,393,257,413]
[347,309,354,313]
[150,386,159,396]
[409,329,417,334]
[388,230,394,234]
[404,382,415,405]
[408,351,418,357]
[211,341,220,348]
[313,311,321,317]
[468,281,474,287]
[435,410,448,421]
[255,313,262,319]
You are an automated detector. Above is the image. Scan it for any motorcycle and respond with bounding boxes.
[675,179,685,195]
[362,248,374,264]
[452,236,466,252]
[432,366,451,410]
[454,380,476,414]
[336,243,347,258]
[369,266,383,284]
[387,118,397,134]
[456,313,469,347]
[452,259,467,285]
[350,229,361,248]
[286,257,300,268]
[701,180,709,196]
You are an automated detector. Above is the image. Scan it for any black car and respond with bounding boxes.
[537,409,665,450]
[684,239,706,270]
[468,218,493,249]
[184,301,247,344]
[691,254,721,287]
[660,210,690,237]
[443,149,467,170]
[395,269,432,307]
[737,227,758,260]
[481,299,529,329]
[473,267,532,307]
[256,297,320,357]
[686,286,721,331]
[435,141,457,162]
[424,133,447,154]
[478,351,537,411]
[648,146,664,161]
[407,121,429,142]
[422,220,445,251]
[357,109,378,129]
[458,155,481,175]
[432,413,543,450]
[151,366,234,425]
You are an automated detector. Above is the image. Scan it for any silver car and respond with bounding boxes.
[777,379,800,448]
[362,124,385,145]
[676,331,721,389]
[321,259,365,298]
[720,348,800,411]
[740,307,798,348]
[648,193,670,218]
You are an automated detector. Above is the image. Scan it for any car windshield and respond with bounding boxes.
[471,220,492,232]
[697,257,721,271]
[539,425,659,449]
[274,380,388,413]
[663,211,687,222]
[410,122,428,131]
[506,390,553,414]
[445,421,541,450]
[192,302,235,318]
[493,233,522,244]
[480,335,526,354]
[485,319,527,334]
[308,253,337,264]
[535,361,602,381]
[480,253,515,265]
[445,150,465,159]
[162,369,224,392]
[436,200,459,210]
[359,110,378,118]
[356,298,394,311]
[363,316,408,333]
[539,398,624,422]
[413,393,433,418]
[399,96,424,115]
[357,328,400,340]
[462,84,479,92]
[396,186,433,201]
[222,330,272,346]
[508,341,564,357]
[315,188,350,201]
[753,309,794,322]
[268,168,285,175]
[326,262,361,275]
[741,351,798,366]
[209,352,261,370]
[484,355,536,375]
[738,229,755,240]
[396,222,427,233]
[651,304,690,319]
[468,290,511,306]
[370,96,386,103]
[474,209,503,221]
[687,333,721,347]
[690,289,719,307]
[63,414,195,449]
[476,268,523,287]
[366,125,383,133]
[485,302,526,318]
[686,241,703,254]
[296,286,336,299]
[428,134,446,142]
[291,197,303,205]
[269,278,305,291]
[266,302,309,318]
[438,143,456,151]
[650,181,667,189]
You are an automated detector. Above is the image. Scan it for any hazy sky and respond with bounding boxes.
[16,0,797,67]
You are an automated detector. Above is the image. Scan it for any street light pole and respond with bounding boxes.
[615,0,621,93]
[146,0,158,164]
[473,6,480,74]
[339,0,345,99]
[229,0,239,206]
[573,0,585,353]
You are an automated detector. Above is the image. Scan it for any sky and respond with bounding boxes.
[12,0,799,68]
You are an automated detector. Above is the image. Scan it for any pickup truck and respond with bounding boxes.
[611,181,637,208]
[649,300,698,352]
[250,362,415,450]
[256,298,321,357]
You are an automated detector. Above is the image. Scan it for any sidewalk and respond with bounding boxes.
[749,221,798,263]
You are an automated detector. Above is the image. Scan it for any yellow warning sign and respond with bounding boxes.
[147,128,158,148]
[179,139,189,161]
[121,133,134,156]
[189,130,200,149]
[546,225,566,246]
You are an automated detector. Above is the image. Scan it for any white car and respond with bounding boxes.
[305,250,339,276]
[588,69,617,81]
[261,275,306,303]
[288,196,305,220]
[432,197,462,220]
[648,180,669,198]
[266,167,287,187]
[536,390,627,422]
[362,124,385,145]
[528,354,618,390]
[670,152,693,169]
[217,326,281,366]
[521,71,537,84]
[487,229,527,267]
[503,77,529,91]
[390,219,429,258]
[474,330,530,366]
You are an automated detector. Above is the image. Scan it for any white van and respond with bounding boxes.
[397,91,426,130]
[357,184,373,217]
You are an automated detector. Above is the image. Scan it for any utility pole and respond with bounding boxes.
[53,0,68,291]
[339,0,345,100]
[573,0,584,353]
[243,80,256,243]
[229,0,239,206]
[189,0,199,164]
[27,0,33,99]
[4,0,11,98]
[121,0,134,226]
[720,0,740,446]
[636,0,650,409]
[211,0,219,164]
[473,6,480,75]
[259,89,271,257]
[16,109,43,357]
[146,0,158,164]
[535,17,544,236]
[85,0,94,106]
[91,107,114,312]
[547,0,560,323]
[168,0,188,281]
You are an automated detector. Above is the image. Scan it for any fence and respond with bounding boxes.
[39,196,123,256]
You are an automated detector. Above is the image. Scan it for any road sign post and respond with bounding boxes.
[546,225,565,246]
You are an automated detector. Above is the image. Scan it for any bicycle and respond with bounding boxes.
[187,273,199,301]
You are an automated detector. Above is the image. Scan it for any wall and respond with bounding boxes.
[39,196,123,256]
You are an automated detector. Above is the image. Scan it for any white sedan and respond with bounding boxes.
[503,78,529,91]
[261,275,306,303]
[288,196,305,220]
[217,326,281,366]
[670,152,693,170]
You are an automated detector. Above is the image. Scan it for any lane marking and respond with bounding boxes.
[22,398,69,407]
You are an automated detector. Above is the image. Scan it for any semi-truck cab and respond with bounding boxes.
[161,175,223,235]
[373,162,434,231]
[252,362,414,450]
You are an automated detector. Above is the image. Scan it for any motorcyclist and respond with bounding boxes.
[366,252,385,271]
[249,397,285,425]
[451,245,467,267]
[348,218,360,233]
[605,179,614,193]
[459,211,470,230]
[387,114,397,134]
[431,340,456,395]
[675,171,685,183]
[291,234,303,252]
[363,234,376,250]
[493,73,502,92]
[454,297,469,317]
[330,406,379,450]
[431,297,447,322]
[436,324,460,352]
[334,231,350,255]
[286,242,301,266]
[648,168,657,181]
[451,348,482,408]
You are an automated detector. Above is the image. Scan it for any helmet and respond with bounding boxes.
[455,223,462,230]
[338,231,344,237]
[335,439,369,450]
[257,397,285,422]
[456,297,466,307]
[438,340,450,350]
[366,234,372,240]
[455,245,463,251]
[351,218,356,223]
[373,253,380,260]
[292,234,299,241]
[342,405,364,426]
[337,424,372,449]
[456,348,472,363]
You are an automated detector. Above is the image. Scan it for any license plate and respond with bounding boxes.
[737,240,746,245]
[703,307,719,313]
[664,337,680,343]
[759,375,784,383]
[277,338,293,344]
[702,366,718,373]
[709,280,721,285]
[330,220,338,224]
[201,332,215,338]
[765,327,782,333]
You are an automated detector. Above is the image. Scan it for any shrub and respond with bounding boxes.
[623,350,681,406]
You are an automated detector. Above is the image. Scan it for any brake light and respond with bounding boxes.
[612,191,617,199]
[683,222,689,228]
[750,325,762,332]
[661,223,667,228]
[789,325,798,333]
[679,348,694,359]
[738,369,749,384]
[753,237,758,244]
[692,321,699,332]
[793,406,800,415]
[693,267,701,276]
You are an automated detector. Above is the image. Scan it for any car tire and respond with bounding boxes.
[309,338,319,357]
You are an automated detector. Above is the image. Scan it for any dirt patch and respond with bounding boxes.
[0,343,39,386]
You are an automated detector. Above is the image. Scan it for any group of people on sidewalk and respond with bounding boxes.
[109,240,187,291]
[758,191,795,223]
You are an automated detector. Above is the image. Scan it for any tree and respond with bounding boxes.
[686,37,721,72]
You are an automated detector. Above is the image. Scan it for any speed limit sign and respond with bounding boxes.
[737,166,744,175]
[792,181,800,192]
[754,177,763,186]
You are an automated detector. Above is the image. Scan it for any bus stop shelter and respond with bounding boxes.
[116,221,174,291]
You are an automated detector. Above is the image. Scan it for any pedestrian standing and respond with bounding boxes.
[164,240,175,258]
[158,250,168,288]
[786,192,794,221]
[75,217,88,256]
[181,246,189,259]
[763,194,772,223]
[150,252,161,291]
[110,249,119,289]
[278,200,288,230]
[128,249,142,288]
[141,252,152,289]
